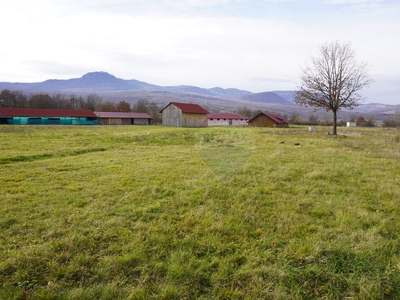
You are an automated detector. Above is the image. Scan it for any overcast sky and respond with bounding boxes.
[1,0,399,104]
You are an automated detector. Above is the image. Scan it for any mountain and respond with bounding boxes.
[41,72,144,90]
[0,72,285,105]
[164,85,216,96]
[0,71,252,97]
[208,87,252,98]
[241,92,294,105]
[272,91,296,103]
[0,71,158,91]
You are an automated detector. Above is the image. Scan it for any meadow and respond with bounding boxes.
[0,125,399,299]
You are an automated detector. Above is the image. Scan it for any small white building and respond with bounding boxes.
[207,113,248,126]
[347,122,357,127]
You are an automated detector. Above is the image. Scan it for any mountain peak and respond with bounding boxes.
[81,71,117,80]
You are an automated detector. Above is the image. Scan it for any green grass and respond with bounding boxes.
[0,125,399,299]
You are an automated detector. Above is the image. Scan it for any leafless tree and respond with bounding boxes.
[356,115,366,126]
[147,101,162,124]
[0,89,16,107]
[0,90,28,108]
[133,99,150,113]
[308,114,318,125]
[68,95,86,110]
[116,100,131,112]
[366,114,375,126]
[97,101,117,112]
[85,93,103,111]
[395,110,400,129]
[295,41,373,135]
[235,106,252,118]
[29,93,54,108]
[289,111,300,124]
[13,91,28,108]
[235,106,263,119]
[384,111,400,129]
[52,94,68,109]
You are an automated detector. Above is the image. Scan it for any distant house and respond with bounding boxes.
[247,112,289,128]
[160,102,208,127]
[347,122,357,127]
[0,108,98,125]
[207,113,248,126]
[94,112,153,125]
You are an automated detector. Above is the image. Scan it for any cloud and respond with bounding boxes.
[0,0,399,104]
[325,0,400,14]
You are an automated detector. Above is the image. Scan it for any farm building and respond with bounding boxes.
[160,102,208,127]
[0,108,98,125]
[94,112,153,125]
[207,113,248,126]
[248,112,289,128]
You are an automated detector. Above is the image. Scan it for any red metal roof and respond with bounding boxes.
[207,113,248,120]
[0,108,97,118]
[94,112,153,119]
[265,113,289,124]
[160,102,209,114]
[249,112,289,124]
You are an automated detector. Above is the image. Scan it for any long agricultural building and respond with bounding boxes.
[94,112,153,125]
[0,108,154,125]
[0,108,98,125]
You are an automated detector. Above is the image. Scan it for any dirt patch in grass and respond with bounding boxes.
[0,148,106,164]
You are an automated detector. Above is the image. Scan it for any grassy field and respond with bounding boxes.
[0,125,399,299]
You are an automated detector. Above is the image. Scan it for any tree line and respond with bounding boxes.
[286,110,400,128]
[0,89,102,110]
[286,112,377,127]
[0,89,162,123]
[382,111,400,129]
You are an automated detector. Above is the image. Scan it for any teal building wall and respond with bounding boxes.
[1,116,98,125]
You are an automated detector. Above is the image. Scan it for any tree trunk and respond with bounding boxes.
[332,110,337,135]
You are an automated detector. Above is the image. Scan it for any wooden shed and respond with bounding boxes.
[160,102,208,127]
[0,108,98,125]
[207,113,248,126]
[94,112,153,125]
[247,112,289,128]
